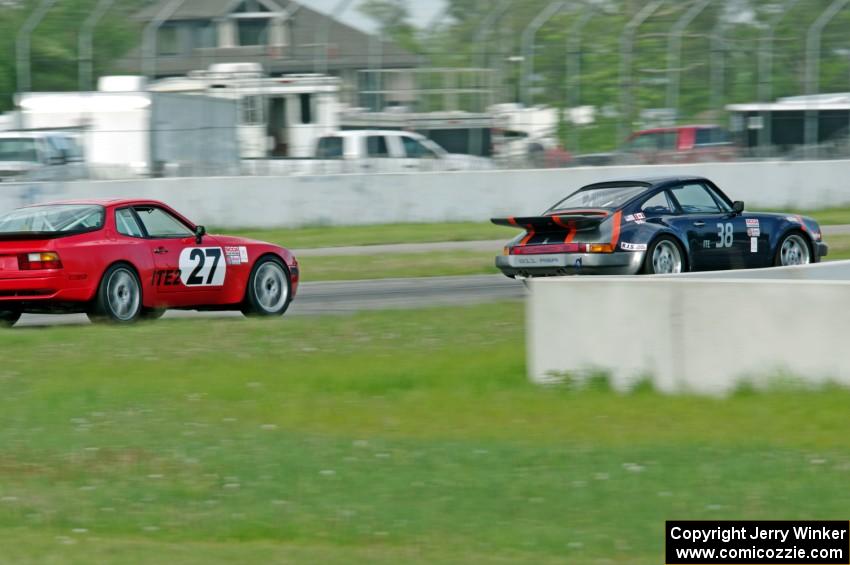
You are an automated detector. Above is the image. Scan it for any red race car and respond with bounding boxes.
[0,199,299,326]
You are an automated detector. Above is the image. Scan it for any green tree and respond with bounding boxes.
[429,0,850,152]
[358,0,420,54]
[0,0,140,111]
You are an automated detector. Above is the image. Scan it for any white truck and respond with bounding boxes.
[149,63,340,159]
[0,131,86,182]
[306,130,493,174]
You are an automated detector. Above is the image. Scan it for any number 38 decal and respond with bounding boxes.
[179,247,226,286]
[715,222,733,248]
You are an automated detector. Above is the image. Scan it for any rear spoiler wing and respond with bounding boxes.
[491,213,610,232]
[0,230,92,240]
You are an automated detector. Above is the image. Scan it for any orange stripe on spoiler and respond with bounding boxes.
[610,211,622,248]
[550,215,576,243]
[551,216,568,229]
[508,216,535,246]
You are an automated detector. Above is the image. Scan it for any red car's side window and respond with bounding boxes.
[134,207,193,239]
[115,208,144,238]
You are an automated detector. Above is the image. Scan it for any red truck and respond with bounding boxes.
[621,125,737,164]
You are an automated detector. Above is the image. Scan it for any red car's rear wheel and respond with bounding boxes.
[0,310,21,328]
[88,264,143,324]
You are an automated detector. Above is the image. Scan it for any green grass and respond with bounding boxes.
[216,210,850,254]
[220,222,512,249]
[3,302,850,563]
[825,233,850,260]
[757,206,850,226]
[300,250,497,281]
[796,207,850,226]
[215,210,850,257]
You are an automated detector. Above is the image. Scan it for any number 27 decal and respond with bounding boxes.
[179,247,226,286]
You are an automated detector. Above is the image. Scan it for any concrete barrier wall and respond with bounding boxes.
[1,159,850,228]
[527,263,850,395]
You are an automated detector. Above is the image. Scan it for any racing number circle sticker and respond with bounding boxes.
[178,247,226,286]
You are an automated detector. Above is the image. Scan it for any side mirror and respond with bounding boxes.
[732,201,745,215]
[194,225,206,244]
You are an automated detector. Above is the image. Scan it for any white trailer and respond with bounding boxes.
[16,77,239,179]
[148,63,341,159]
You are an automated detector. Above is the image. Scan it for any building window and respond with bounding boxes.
[241,96,263,125]
[158,25,178,55]
[237,18,269,46]
[233,0,270,13]
[191,22,215,49]
[299,93,312,124]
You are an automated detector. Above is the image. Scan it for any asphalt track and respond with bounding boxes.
[16,275,525,328]
[293,224,850,257]
[13,224,850,327]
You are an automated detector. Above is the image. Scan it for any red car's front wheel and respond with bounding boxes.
[242,256,291,318]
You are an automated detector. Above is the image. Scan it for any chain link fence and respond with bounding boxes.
[3,0,850,180]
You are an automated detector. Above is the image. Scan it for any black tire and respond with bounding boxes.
[87,263,143,324]
[140,308,166,321]
[241,256,292,318]
[0,310,21,328]
[641,236,686,274]
[774,232,812,267]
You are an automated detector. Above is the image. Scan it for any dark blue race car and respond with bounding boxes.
[493,176,828,277]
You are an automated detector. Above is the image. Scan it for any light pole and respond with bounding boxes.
[619,0,664,144]
[16,0,58,94]
[666,0,710,121]
[521,0,567,108]
[567,4,596,154]
[78,0,116,92]
[757,0,801,152]
[709,11,726,133]
[315,0,354,73]
[804,0,850,156]
[141,0,187,80]
[473,0,511,70]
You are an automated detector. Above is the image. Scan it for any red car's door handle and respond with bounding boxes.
[153,247,169,254]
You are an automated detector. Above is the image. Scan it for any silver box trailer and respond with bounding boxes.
[16,88,239,179]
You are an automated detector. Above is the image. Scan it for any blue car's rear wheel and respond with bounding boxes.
[643,236,684,274]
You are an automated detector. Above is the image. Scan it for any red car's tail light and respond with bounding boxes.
[18,252,62,270]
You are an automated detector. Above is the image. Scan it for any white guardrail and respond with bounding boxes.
[1,159,850,228]
[527,260,850,396]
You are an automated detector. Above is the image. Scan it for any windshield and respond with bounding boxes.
[0,138,39,163]
[0,205,104,234]
[548,184,648,211]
